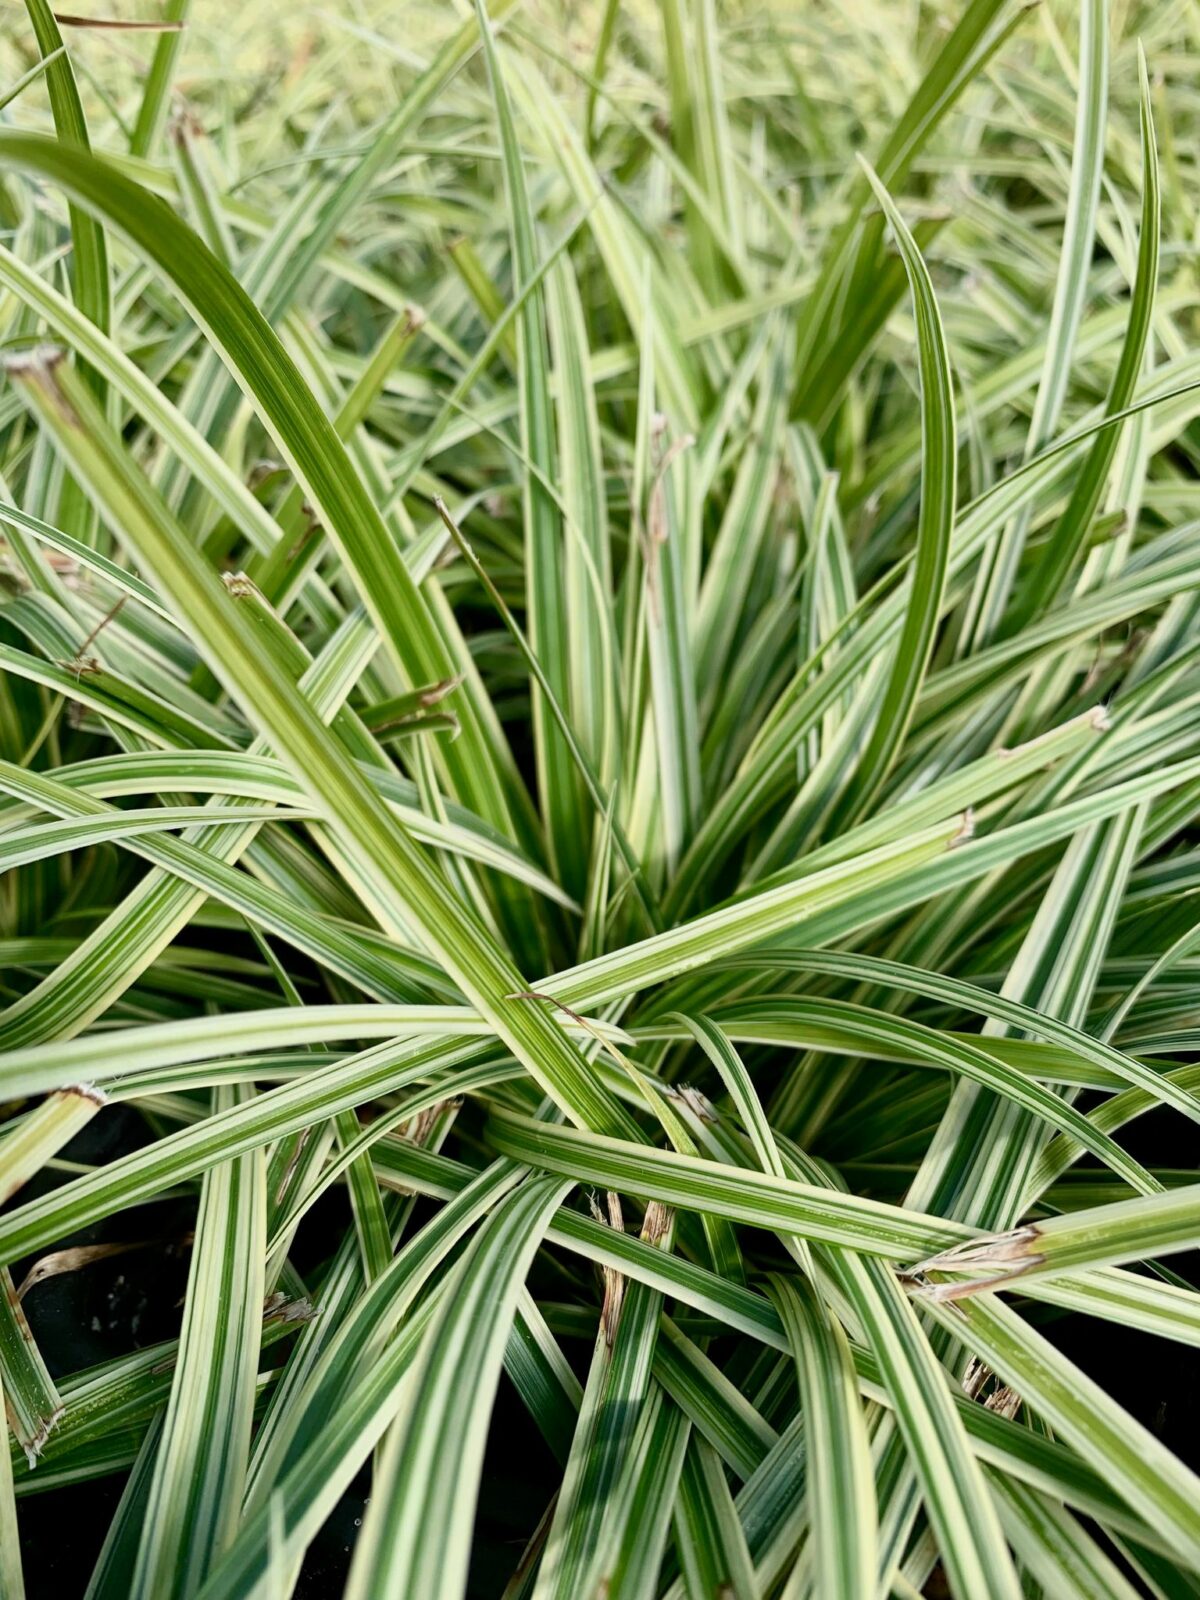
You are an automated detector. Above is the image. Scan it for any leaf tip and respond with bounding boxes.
[1,343,67,381]
[60,1082,108,1108]
[949,808,975,848]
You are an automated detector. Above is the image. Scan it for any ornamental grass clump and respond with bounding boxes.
[0,1,1199,1596]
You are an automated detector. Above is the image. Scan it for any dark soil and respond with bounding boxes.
[8,1089,1198,1597]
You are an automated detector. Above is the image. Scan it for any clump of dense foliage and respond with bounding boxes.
[0,1,1198,1596]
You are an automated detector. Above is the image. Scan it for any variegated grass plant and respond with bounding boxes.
[1,0,1199,1596]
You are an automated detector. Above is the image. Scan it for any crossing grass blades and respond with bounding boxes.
[1,0,1200,1596]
